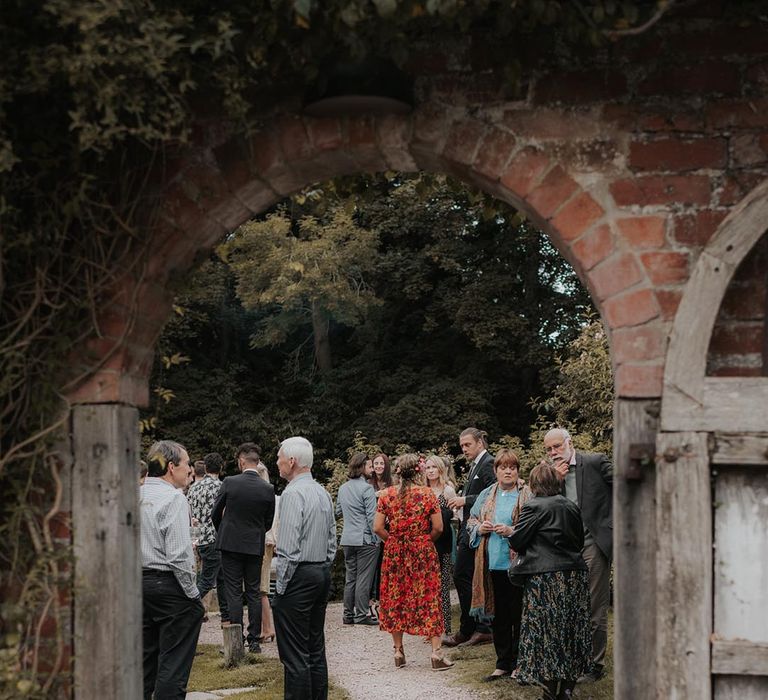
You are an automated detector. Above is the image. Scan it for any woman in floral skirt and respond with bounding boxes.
[373,453,454,671]
[507,462,591,700]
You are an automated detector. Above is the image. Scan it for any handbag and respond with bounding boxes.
[507,551,527,587]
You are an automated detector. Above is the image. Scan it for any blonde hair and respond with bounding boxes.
[424,454,447,488]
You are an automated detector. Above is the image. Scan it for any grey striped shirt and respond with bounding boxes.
[140,477,199,598]
[275,472,337,594]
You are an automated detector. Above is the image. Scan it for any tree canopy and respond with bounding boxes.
[144,173,602,476]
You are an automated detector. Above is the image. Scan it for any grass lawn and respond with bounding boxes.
[187,645,349,700]
[448,608,614,700]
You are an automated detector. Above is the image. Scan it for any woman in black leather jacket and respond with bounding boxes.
[507,462,591,700]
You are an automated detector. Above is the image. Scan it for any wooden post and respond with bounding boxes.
[613,399,659,700]
[72,404,141,699]
[222,624,245,667]
[655,431,711,700]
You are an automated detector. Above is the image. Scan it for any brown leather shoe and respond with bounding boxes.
[441,632,469,647]
[458,631,493,646]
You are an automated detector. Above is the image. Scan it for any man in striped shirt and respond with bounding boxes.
[273,436,337,700]
[141,440,205,700]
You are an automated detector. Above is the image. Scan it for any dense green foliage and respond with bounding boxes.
[144,174,597,477]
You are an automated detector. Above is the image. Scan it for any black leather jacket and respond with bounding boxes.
[507,495,587,575]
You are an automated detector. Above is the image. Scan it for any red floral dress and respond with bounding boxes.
[377,485,444,637]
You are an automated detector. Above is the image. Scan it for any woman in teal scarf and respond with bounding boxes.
[467,449,530,681]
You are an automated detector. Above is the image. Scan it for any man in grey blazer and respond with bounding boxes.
[335,453,380,625]
[544,427,613,683]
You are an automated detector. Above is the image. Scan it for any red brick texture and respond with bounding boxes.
[67,23,768,406]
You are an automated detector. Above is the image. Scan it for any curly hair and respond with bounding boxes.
[395,453,422,495]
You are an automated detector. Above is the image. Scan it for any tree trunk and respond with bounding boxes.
[311,301,333,374]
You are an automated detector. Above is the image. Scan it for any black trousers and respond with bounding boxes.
[273,563,331,700]
[220,550,263,645]
[490,570,523,672]
[142,570,204,700]
[453,529,491,637]
[196,543,229,622]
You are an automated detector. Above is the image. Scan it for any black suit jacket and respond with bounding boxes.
[211,470,275,556]
[460,450,496,528]
[574,450,613,561]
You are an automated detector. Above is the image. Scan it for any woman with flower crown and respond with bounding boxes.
[373,453,455,671]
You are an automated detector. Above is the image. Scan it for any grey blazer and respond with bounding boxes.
[335,476,378,546]
[574,450,613,561]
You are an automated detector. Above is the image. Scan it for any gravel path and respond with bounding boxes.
[197,595,482,700]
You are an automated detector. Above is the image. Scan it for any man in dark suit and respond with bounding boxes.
[211,442,275,654]
[444,427,496,647]
[544,427,612,683]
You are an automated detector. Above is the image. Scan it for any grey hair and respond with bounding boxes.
[147,440,186,477]
[279,436,314,469]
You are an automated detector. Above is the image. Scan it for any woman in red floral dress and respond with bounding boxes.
[373,453,455,671]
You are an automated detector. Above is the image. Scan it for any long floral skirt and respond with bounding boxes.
[379,535,444,637]
[516,569,592,684]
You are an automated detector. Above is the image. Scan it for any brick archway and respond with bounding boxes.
[70,108,674,408]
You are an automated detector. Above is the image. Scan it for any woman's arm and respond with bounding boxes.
[429,510,444,542]
[373,511,388,542]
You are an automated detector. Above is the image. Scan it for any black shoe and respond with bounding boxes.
[343,618,355,625]
[355,617,379,626]
[248,643,262,654]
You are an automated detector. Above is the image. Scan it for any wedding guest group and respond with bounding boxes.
[173,422,610,700]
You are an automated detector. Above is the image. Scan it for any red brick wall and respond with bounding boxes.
[65,13,768,405]
[708,231,768,376]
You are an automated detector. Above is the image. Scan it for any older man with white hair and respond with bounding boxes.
[543,427,612,684]
[273,436,337,700]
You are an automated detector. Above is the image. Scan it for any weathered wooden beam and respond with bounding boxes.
[613,399,659,700]
[662,378,768,433]
[713,640,768,676]
[72,404,141,699]
[222,624,244,667]
[762,266,768,377]
[712,432,768,465]
[655,431,711,700]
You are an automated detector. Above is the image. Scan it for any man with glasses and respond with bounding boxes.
[543,427,612,684]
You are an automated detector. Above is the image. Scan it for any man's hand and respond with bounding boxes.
[552,458,569,480]
[447,496,466,509]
